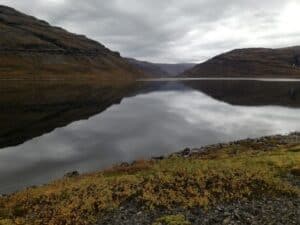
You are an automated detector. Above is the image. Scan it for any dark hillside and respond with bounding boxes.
[0,5,142,80]
[184,47,300,78]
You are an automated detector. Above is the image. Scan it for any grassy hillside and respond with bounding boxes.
[184,47,300,78]
[0,5,142,80]
[0,134,299,225]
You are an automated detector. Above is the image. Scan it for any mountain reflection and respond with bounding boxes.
[184,80,300,107]
[1,80,300,194]
[0,81,136,149]
[1,80,300,150]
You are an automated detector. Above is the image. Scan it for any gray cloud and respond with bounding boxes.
[1,0,300,63]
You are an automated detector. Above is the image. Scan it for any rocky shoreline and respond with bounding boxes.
[173,132,300,158]
[97,197,299,225]
[0,133,299,225]
[98,133,300,225]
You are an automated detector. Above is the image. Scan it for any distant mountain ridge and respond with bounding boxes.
[0,5,142,80]
[184,47,300,78]
[126,58,195,77]
[157,63,196,76]
[126,58,169,77]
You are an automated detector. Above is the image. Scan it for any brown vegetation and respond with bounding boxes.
[0,6,143,80]
[184,47,300,78]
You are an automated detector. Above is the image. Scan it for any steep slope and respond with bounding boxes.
[0,5,142,80]
[184,47,300,78]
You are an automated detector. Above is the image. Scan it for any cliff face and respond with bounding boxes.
[184,47,300,78]
[0,5,142,80]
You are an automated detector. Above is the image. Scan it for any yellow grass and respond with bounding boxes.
[0,144,299,225]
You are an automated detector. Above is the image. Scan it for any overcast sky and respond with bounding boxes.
[1,0,300,63]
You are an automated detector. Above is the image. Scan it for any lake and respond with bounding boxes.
[1,79,300,194]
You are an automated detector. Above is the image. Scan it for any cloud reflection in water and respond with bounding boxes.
[1,87,300,193]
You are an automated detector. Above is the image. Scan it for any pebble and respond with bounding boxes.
[96,197,299,225]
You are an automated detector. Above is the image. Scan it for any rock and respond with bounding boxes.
[152,156,165,161]
[181,148,191,157]
[97,197,299,225]
[222,217,231,225]
[64,171,80,178]
[120,162,130,167]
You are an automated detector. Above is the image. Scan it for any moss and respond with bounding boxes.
[0,219,15,225]
[0,143,299,225]
[152,214,190,225]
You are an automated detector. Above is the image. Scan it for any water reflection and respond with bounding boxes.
[185,80,300,107]
[0,81,135,148]
[1,80,300,194]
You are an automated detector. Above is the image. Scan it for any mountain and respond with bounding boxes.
[157,63,196,76]
[126,58,196,77]
[0,5,142,80]
[184,47,300,78]
[126,58,169,77]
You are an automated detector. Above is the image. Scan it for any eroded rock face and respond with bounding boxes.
[0,5,142,79]
[184,47,300,78]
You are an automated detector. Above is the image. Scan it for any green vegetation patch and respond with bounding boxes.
[0,144,299,225]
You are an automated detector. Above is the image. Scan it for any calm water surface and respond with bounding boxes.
[1,80,300,193]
